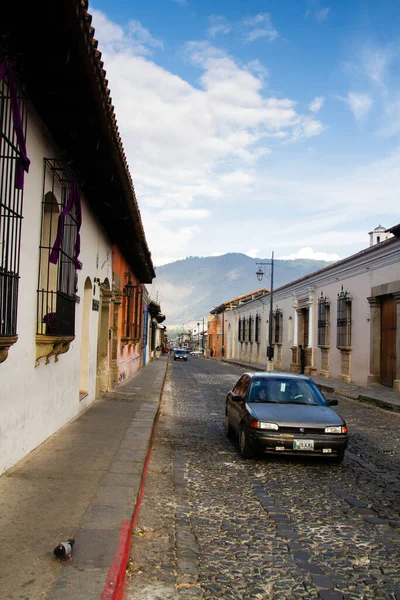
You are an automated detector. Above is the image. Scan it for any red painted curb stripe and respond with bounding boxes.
[100,365,168,600]
[100,520,132,600]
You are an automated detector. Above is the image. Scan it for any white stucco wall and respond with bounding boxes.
[229,240,400,387]
[0,107,112,474]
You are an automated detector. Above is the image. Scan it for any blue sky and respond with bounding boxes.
[90,0,400,266]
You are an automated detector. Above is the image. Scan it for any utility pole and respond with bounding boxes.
[255,251,275,369]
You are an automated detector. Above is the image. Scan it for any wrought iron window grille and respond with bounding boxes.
[122,274,143,341]
[336,286,352,348]
[255,314,261,343]
[0,63,28,339]
[243,316,248,342]
[318,292,331,347]
[37,159,79,337]
[248,315,253,342]
[274,309,283,344]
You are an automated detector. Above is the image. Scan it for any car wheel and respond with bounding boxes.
[239,426,255,459]
[332,450,345,463]
[185,358,187,361]
[225,415,234,438]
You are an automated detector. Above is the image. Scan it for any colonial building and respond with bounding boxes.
[218,230,400,392]
[0,2,157,474]
[208,289,269,358]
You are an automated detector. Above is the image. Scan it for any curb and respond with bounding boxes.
[100,361,169,600]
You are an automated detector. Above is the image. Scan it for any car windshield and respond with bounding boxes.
[175,350,186,355]
[248,378,327,406]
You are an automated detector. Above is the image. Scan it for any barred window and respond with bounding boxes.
[318,293,330,346]
[248,315,253,342]
[337,287,352,347]
[123,278,143,340]
[0,63,28,338]
[238,318,242,342]
[37,160,80,337]
[243,317,248,342]
[255,314,261,343]
[274,310,283,344]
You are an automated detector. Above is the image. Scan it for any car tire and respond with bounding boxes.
[239,426,255,459]
[185,358,187,361]
[332,450,345,463]
[225,415,234,438]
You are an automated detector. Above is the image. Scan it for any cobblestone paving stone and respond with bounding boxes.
[126,360,400,600]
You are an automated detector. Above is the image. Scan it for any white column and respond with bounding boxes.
[292,298,298,346]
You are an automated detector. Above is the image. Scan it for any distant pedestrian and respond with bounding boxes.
[221,346,225,357]
[210,348,214,358]
[299,344,305,374]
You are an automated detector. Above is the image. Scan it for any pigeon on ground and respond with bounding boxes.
[53,538,75,561]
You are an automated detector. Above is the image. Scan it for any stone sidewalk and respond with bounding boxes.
[221,358,400,412]
[0,356,168,600]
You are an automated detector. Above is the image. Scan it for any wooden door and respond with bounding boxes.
[381,296,396,387]
[303,309,309,348]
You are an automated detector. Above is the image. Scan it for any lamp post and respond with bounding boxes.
[255,251,274,367]
[124,272,134,338]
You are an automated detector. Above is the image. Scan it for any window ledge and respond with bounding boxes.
[121,336,140,347]
[318,345,330,349]
[337,345,352,352]
[35,334,75,367]
[0,335,18,363]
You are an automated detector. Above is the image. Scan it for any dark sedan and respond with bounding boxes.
[225,373,348,462]
[174,349,188,361]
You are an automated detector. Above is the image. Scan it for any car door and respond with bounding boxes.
[229,375,250,432]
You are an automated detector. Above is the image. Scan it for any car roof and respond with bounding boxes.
[242,372,311,382]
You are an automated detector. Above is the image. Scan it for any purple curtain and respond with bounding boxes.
[49,179,82,270]
[0,60,30,189]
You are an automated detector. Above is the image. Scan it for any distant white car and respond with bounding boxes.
[190,350,203,356]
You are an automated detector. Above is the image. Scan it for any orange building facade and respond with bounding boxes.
[112,245,145,382]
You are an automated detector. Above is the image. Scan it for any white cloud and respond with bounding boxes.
[305,3,330,23]
[87,11,400,267]
[315,8,330,23]
[309,96,325,113]
[91,9,163,55]
[279,247,340,261]
[245,249,260,258]
[241,13,279,43]
[219,170,255,187]
[207,15,231,37]
[157,209,210,221]
[346,92,373,121]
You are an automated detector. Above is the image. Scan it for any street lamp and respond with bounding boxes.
[255,251,274,365]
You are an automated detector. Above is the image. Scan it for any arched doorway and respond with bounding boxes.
[79,277,92,399]
[96,278,112,397]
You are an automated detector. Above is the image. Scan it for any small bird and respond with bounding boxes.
[53,538,75,562]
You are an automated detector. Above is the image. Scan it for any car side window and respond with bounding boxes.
[233,376,250,396]
[241,376,250,398]
[233,376,245,395]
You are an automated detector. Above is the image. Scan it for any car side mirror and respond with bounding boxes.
[231,393,244,402]
[327,398,338,406]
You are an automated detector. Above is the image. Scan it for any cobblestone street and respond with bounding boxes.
[125,358,400,600]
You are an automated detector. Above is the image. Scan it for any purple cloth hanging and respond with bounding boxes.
[49,179,83,270]
[0,60,30,189]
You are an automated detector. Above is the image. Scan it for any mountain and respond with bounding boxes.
[149,253,332,328]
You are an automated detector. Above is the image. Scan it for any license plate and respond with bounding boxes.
[293,439,314,451]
